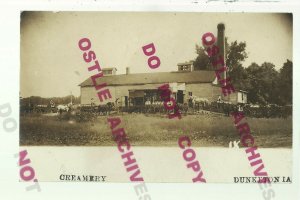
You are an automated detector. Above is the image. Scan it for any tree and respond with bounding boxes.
[193,38,248,89]
[193,38,292,105]
[277,60,292,105]
[193,44,212,70]
[230,63,249,90]
[225,40,248,75]
[245,62,279,105]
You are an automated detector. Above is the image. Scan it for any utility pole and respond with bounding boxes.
[70,91,73,105]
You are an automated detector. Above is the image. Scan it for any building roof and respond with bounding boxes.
[79,70,216,87]
[177,61,193,66]
[103,67,117,71]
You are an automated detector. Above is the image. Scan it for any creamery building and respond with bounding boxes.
[79,64,247,106]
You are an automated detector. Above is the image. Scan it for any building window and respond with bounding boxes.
[188,92,192,96]
[179,65,191,71]
[103,70,112,75]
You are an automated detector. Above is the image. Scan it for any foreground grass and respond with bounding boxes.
[20,113,292,147]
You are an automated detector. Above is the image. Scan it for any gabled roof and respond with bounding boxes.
[177,61,193,66]
[79,70,216,87]
[103,67,117,71]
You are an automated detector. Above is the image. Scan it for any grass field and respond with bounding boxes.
[20,113,292,147]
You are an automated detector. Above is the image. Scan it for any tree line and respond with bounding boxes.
[193,38,292,106]
[20,95,81,107]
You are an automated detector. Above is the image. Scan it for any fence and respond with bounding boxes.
[20,102,292,119]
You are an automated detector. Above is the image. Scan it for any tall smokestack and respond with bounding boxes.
[217,23,226,82]
[126,67,130,75]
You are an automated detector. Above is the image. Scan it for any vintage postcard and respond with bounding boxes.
[19,11,292,184]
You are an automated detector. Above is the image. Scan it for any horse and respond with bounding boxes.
[97,102,115,115]
[57,105,69,114]
[189,96,209,110]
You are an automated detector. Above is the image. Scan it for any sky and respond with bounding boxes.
[20,12,292,98]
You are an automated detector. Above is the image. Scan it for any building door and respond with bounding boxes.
[129,90,145,106]
[177,90,184,104]
[134,97,144,106]
[124,96,128,107]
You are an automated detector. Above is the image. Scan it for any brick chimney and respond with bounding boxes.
[217,23,226,82]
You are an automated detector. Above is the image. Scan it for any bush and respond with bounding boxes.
[74,111,97,122]
[57,110,97,123]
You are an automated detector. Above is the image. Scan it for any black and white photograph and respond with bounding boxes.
[18,11,292,183]
[2,1,300,200]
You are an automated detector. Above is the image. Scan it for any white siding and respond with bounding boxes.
[237,92,247,104]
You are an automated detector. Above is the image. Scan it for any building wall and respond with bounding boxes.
[185,83,220,102]
[237,92,247,104]
[222,91,247,104]
[227,93,238,104]
[80,83,245,105]
[81,83,170,105]
[81,86,116,105]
